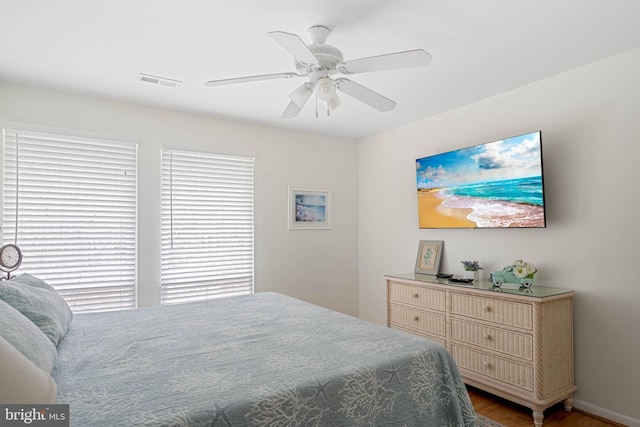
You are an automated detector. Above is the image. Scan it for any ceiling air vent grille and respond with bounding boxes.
[139,73,181,87]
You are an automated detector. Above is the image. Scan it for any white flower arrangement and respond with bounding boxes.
[512,260,537,279]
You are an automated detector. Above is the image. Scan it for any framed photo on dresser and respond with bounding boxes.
[414,240,443,275]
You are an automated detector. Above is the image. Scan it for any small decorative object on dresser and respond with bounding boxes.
[461,260,483,282]
[513,259,537,287]
[414,240,443,275]
[491,260,537,288]
[385,273,576,427]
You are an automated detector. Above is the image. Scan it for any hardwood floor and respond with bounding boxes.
[468,386,623,427]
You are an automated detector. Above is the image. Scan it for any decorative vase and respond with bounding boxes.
[464,270,480,281]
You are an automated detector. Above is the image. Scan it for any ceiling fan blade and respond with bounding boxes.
[205,72,298,87]
[338,49,432,75]
[269,31,319,65]
[335,78,396,112]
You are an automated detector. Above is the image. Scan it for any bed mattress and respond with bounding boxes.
[53,292,476,426]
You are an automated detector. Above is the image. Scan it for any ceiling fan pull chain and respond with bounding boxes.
[315,92,319,118]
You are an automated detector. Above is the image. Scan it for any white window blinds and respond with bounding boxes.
[2,128,137,313]
[161,149,254,304]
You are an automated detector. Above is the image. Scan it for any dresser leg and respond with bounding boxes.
[532,410,544,427]
[564,395,574,411]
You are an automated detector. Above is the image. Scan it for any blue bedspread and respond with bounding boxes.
[53,292,476,426]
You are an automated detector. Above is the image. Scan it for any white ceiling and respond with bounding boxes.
[2,0,640,139]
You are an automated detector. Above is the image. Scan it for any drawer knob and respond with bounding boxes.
[413,293,419,298]
[413,316,420,322]
[483,306,491,313]
[483,362,491,369]
[483,334,491,341]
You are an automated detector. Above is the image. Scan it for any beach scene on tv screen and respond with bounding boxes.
[416,131,545,228]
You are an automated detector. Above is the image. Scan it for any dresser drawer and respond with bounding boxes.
[390,325,446,347]
[451,293,533,330]
[450,343,533,391]
[450,318,533,360]
[389,304,446,336]
[388,281,445,311]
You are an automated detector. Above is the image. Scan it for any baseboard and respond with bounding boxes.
[574,399,640,427]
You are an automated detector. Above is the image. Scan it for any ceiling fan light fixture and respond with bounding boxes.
[289,83,313,107]
[316,77,336,101]
[327,94,341,110]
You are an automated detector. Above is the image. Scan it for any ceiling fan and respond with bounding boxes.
[205,26,432,118]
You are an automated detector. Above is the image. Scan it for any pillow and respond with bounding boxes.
[0,298,57,373]
[11,273,57,291]
[0,276,73,346]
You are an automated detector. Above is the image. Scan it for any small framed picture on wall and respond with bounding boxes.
[288,187,332,230]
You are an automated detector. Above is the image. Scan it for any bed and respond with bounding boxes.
[4,277,476,426]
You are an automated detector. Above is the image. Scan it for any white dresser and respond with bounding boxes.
[385,273,576,427]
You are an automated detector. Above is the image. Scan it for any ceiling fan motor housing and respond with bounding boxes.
[295,44,343,74]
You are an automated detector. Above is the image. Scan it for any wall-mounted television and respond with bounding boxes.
[415,131,546,228]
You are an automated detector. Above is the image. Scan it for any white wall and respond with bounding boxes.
[0,81,359,316]
[358,47,640,425]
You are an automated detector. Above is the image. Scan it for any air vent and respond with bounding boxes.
[139,73,181,88]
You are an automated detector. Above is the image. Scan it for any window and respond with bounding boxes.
[161,149,254,304]
[2,128,137,313]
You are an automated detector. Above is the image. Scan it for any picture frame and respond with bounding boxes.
[414,240,443,275]
[288,187,332,230]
